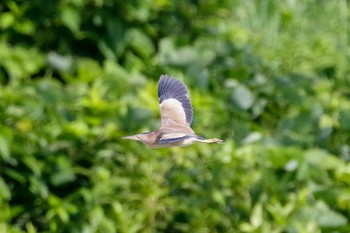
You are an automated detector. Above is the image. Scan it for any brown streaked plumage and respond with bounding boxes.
[122,74,223,148]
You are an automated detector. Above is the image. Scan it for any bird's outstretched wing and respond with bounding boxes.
[158,75,193,128]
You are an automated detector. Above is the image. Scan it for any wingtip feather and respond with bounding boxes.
[157,74,193,125]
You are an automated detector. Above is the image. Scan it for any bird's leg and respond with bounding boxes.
[198,138,224,144]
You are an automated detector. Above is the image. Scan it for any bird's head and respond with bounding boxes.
[122,132,157,145]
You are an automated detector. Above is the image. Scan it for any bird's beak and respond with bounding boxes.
[121,135,140,141]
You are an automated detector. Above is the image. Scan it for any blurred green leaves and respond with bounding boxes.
[0,43,44,83]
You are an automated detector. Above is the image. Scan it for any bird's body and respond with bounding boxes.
[122,75,223,148]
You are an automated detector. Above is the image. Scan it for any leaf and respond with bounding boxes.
[298,201,348,228]
[339,109,350,130]
[157,37,199,66]
[50,156,76,186]
[0,136,10,161]
[318,209,347,228]
[0,177,11,200]
[231,85,254,110]
[250,203,263,228]
[0,126,12,161]
[0,12,15,29]
[241,132,262,144]
[61,6,81,34]
[47,52,73,72]
[127,29,155,58]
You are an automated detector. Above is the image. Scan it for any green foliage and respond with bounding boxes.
[1,0,350,232]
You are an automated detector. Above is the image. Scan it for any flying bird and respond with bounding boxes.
[122,75,223,148]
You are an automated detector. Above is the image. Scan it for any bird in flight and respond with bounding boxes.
[122,75,223,148]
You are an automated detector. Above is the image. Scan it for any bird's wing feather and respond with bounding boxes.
[158,75,193,127]
[159,135,193,144]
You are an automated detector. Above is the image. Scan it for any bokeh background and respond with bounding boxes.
[1,0,350,232]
